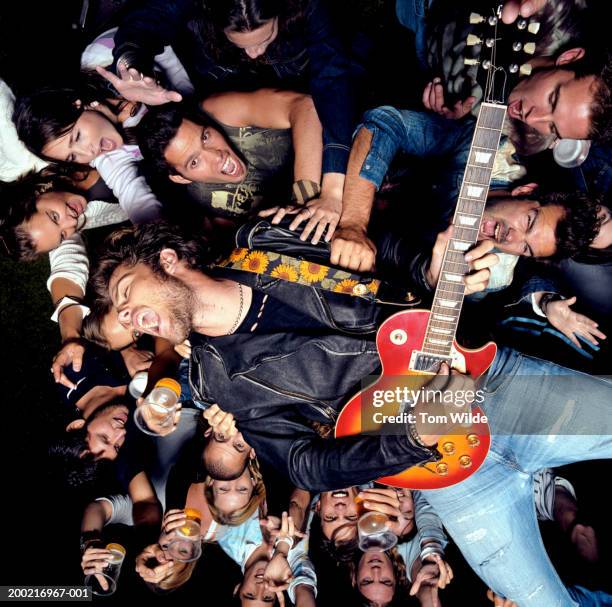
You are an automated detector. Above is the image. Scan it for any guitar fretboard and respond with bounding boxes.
[423,103,507,357]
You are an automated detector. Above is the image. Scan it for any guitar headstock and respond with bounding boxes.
[462,3,540,105]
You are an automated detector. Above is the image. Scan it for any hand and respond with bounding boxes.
[136,400,182,436]
[203,403,237,438]
[259,195,341,245]
[356,488,403,534]
[51,339,86,389]
[413,363,476,446]
[487,589,518,607]
[81,546,112,591]
[120,345,154,377]
[501,0,547,24]
[330,225,377,272]
[262,511,306,548]
[545,297,606,349]
[161,509,188,536]
[135,544,174,584]
[95,64,182,106]
[426,227,499,295]
[410,556,453,603]
[174,339,191,359]
[423,78,476,120]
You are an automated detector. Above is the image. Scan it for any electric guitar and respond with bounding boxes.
[335,5,539,490]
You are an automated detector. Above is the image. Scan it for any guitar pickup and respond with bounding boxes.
[409,351,454,373]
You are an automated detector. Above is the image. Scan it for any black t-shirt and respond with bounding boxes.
[235,288,329,334]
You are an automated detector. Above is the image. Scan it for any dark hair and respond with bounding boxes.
[309,511,359,563]
[90,222,216,304]
[0,170,79,261]
[539,191,604,258]
[197,0,305,62]
[47,401,125,490]
[549,50,612,144]
[13,70,130,169]
[136,103,221,177]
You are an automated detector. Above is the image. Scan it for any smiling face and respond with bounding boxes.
[238,558,277,605]
[507,68,597,140]
[317,487,360,543]
[42,109,123,164]
[480,198,565,257]
[165,119,246,184]
[85,404,128,460]
[210,467,255,517]
[356,551,396,605]
[225,17,279,59]
[22,191,87,253]
[110,262,195,344]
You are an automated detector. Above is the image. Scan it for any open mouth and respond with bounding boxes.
[66,199,85,219]
[220,153,241,177]
[133,309,161,334]
[112,413,127,428]
[331,490,349,498]
[481,219,505,243]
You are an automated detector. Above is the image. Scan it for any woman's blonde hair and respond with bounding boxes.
[150,559,198,593]
[204,457,267,526]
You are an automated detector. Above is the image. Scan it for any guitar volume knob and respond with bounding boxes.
[466,433,480,447]
[390,329,408,345]
[436,462,449,476]
[459,455,473,468]
[442,442,456,455]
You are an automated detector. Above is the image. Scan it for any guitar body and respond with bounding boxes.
[335,309,497,490]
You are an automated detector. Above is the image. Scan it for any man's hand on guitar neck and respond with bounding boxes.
[413,363,477,447]
[426,227,499,295]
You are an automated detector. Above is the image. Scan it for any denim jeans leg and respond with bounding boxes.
[423,454,578,606]
[395,0,429,69]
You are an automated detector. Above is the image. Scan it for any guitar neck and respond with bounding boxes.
[424,102,507,357]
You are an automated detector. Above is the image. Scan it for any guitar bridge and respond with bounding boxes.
[409,351,454,374]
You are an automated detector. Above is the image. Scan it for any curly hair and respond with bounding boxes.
[89,222,217,306]
[0,170,79,261]
[539,191,604,258]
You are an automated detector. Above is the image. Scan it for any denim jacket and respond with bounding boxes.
[112,0,354,173]
[188,220,438,491]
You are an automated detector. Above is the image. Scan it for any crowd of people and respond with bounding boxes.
[1,0,611,605]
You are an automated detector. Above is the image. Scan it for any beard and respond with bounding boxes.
[504,116,556,156]
[157,274,196,344]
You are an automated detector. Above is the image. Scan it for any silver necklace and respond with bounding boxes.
[228,283,244,335]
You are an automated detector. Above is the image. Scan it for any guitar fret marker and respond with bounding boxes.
[434,314,456,322]
[452,241,470,251]
[444,273,462,282]
[438,299,459,308]
[457,214,479,226]
[466,185,485,198]
[431,327,452,335]
[474,151,492,163]
[428,338,451,346]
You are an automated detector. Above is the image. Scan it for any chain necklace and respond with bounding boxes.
[228,283,244,335]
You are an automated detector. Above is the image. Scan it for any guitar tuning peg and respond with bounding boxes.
[488,15,498,25]
[512,41,523,52]
[469,12,485,24]
[523,42,536,55]
[463,58,479,66]
[528,21,541,34]
[517,18,527,30]
[520,63,533,76]
[466,34,482,46]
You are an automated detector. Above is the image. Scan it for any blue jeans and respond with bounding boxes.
[396,0,430,69]
[423,348,612,606]
[571,143,612,196]
[358,106,475,223]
